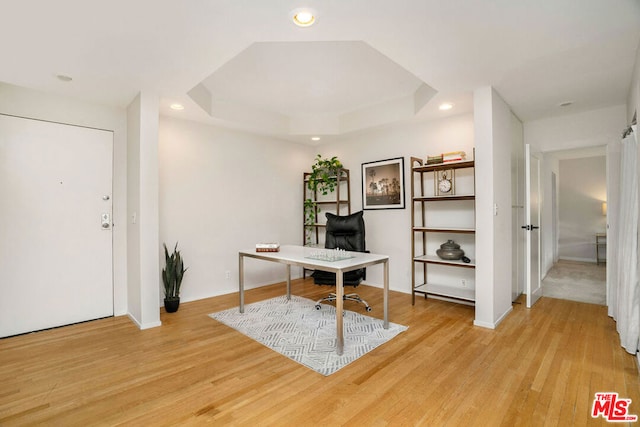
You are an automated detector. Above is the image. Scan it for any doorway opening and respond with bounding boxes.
[541,146,607,305]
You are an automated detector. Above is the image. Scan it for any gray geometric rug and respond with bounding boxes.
[209,295,408,376]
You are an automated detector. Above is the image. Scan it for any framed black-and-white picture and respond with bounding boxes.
[362,157,405,210]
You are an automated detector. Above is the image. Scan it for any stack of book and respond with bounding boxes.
[443,151,466,163]
[426,151,467,165]
[256,243,280,252]
[426,154,443,165]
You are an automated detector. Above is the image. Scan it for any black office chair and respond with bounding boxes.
[311,211,371,311]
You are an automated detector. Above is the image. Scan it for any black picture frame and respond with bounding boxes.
[362,157,405,210]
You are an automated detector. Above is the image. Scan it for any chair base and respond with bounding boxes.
[315,292,372,312]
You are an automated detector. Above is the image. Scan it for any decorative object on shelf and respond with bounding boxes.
[436,240,465,260]
[361,157,405,210]
[435,169,455,196]
[256,243,280,252]
[162,242,188,313]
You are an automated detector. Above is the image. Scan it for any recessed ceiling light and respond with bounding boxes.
[56,74,73,82]
[558,101,574,107]
[170,103,185,111]
[311,136,321,141]
[291,8,316,27]
[439,102,454,111]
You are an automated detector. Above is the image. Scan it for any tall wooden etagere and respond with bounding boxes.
[411,157,476,305]
[302,169,351,276]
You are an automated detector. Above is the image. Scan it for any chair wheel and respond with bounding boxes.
[366,307,372,312]
[315,304,321,310]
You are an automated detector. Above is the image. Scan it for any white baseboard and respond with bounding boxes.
[127,313,142,328]
[127,313,162,330]
[558,256,597,263]
[473,319,495,329]
[474,306,513,329]
[139,320,162,330]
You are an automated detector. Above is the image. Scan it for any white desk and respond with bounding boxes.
[238,245,389,355]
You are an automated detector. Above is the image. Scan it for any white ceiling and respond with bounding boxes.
[191,40,437,136]
[0,0,638,144]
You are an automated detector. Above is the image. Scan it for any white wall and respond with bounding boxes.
[127,92,161,329]
[318,113,475,295]
[0,82,478,325]
[541,154,560,274]
[558,156,607,262]
[158,117,312,302]
[127,96,142,322]
[473,87,514,329]
[0,82,129,316]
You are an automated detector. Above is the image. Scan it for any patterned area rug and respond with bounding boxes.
[209,295,408,376]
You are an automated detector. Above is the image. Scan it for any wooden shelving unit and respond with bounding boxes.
[302,168,351,276]
[411,157,476,305]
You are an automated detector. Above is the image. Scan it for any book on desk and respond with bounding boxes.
[256,243,280,252]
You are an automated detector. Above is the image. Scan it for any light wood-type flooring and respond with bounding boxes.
[1,279,638,426]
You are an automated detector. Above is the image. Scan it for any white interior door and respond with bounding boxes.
[525,144,542,308]
[0,114,113,337]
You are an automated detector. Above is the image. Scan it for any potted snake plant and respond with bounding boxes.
[162,242,187,313]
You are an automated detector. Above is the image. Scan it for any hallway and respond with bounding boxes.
[542,260,606,305]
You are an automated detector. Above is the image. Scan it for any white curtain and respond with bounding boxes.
[607,140,621,310]
[609,125,639,354]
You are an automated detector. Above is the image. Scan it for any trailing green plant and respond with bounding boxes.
[162,242,187,301]
[304,198,317,225]
[304,198,317,245]
[304,155,344,245]
[307,154,344,195]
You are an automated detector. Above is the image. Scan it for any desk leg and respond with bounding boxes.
[383,259,389,329]
[286,264,291,300]
[239,254,244,313]
[336,270,344,355]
